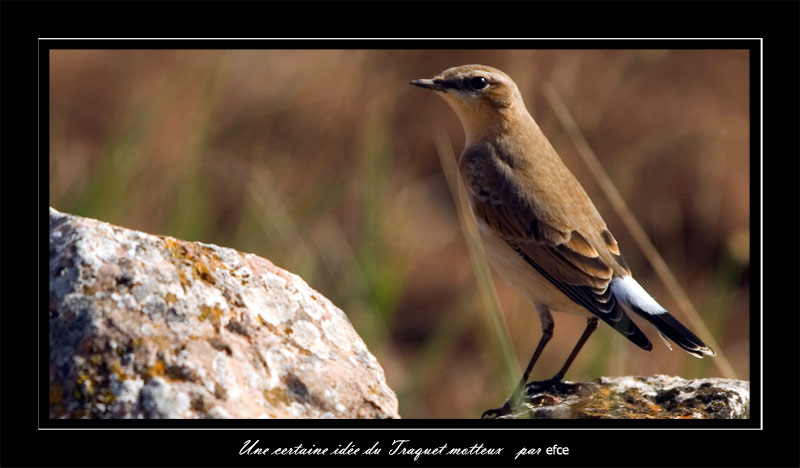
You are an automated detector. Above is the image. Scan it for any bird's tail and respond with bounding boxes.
[611,276,715,358]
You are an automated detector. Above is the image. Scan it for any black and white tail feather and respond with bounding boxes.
[610,276,715,358]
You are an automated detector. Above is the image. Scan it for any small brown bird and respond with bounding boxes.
[411,65,715,418]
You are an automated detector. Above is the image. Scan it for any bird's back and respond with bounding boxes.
[459,117,628,279]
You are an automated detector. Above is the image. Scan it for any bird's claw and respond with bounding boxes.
[481,400,513,419]
[525,378,574,395]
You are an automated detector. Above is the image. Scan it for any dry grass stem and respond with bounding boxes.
[434,131,520,392]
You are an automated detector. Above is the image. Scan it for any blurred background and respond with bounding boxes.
[49,49,750,419]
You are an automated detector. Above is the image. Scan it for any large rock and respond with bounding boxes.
[49,207,399,419]
[489,375,749,419]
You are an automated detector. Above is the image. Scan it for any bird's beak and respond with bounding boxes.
[410,78,448,92]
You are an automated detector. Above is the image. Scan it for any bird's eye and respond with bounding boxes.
[468,76,488,90]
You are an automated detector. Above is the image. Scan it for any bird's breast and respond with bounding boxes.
[471,212,591,317]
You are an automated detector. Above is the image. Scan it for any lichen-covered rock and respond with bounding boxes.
[490,375,749,419]
[49,207,399,419]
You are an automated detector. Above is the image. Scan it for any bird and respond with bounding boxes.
[410,64,715,418]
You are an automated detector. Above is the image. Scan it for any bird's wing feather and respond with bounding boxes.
[462,143,623,293]
[461,143,651,349]
[469,180,616,312]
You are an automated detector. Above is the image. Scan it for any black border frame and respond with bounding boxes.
[2,1,797,467]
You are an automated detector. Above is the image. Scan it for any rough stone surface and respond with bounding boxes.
[49,207,399,419]
[491,375,749,419]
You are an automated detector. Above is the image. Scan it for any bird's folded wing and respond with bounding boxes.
[463,147,653,349]
[471,191,651,352]
[465,154,632,320]
[471,192,615,315]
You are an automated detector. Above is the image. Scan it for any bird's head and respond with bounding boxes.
[411,64,527,144]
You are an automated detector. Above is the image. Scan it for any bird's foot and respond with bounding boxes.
[483,378,601,417]
[481,381,543,419]
[481,400,513,419]
[526,378,600,397]
[524,376,574,396]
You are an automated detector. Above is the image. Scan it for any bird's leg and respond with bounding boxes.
[482,306,553,419]
[527,317,599,394]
